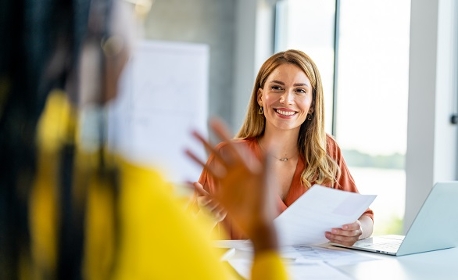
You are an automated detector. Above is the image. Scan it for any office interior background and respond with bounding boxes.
[141,0,457,234]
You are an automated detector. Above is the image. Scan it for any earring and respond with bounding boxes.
[307,114,312,120]
[258,106,264,114]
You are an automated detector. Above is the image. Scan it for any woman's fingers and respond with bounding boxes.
[214,208,227,222]
[190,118,248,171]
[208,118,233,142]
[197,196,210,207]
[197,196,227,222]
[191,181,209,196]
[190,181,227,222]
[187,118,259,182]
[190,130,228,169]
[185,148,227,179]
[186,129,234,180]
[325,221,363,246]
[208,119,249,168]
[184,149,208,171]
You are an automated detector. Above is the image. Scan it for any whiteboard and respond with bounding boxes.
[107,40,209,184]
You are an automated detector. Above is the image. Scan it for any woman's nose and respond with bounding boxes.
[280,91,293,104]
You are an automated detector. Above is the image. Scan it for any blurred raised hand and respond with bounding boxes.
[186,118,279,253]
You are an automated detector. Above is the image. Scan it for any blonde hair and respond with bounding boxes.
[235,49,339,189]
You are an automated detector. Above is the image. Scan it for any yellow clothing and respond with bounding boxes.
[112,159,287,280]
[29,91,288,280]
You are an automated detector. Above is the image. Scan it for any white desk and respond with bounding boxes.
[220,241,458,280]
[336,246,458,280]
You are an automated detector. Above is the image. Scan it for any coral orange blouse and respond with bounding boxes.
[198,135,374,240]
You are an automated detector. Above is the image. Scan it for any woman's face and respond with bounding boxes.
[257,63,314,132]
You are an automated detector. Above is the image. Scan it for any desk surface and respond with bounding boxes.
[336,246,458,280]
[220,240,458,280]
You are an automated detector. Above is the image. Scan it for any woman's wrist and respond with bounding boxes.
[358,215,374,239]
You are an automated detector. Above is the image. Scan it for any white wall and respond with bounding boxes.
[233,0,276,131]
[144,0,236,129]
[405,0,458,232]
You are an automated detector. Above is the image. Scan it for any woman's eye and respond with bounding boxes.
[296,88,307,94]
[271,85,283,91]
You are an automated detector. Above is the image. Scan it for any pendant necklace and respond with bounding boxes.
[258,141,297,162]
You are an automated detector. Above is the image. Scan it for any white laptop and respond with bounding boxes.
[332,181,458,256]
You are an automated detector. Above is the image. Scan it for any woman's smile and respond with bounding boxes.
[274,108,297,117]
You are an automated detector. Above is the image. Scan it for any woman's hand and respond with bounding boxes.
[325,220,363,246]
[325,215,373,246]
[193,181,227,223]
[186,118,279,253]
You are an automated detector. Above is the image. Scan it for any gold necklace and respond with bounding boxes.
[258,141,297,162]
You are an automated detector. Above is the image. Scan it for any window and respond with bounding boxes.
[275,0,336,133]
[275,0,411,234]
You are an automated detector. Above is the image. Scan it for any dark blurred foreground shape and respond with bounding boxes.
[0,0,136,278]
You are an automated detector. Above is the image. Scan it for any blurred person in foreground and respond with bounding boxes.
[0,0,287,279]
[192,49,374,246]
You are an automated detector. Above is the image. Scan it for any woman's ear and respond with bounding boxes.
[309,102,315,114]
[257,88,263,105]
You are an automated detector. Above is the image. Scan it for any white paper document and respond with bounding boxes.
[226,244,356,280]
[217,240,378,279]
[274,185,376,246]
[215,240,378,267]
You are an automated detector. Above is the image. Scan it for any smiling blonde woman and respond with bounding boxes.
[193,49,374,246]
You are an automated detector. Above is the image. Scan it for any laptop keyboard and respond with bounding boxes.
[370,242,401,252]
[356,237,403,252]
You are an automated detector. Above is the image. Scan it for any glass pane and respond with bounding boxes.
[336,0,411,234]
[275,0,336,133]
[275,0,411,234]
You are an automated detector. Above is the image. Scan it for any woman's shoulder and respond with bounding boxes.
[325,133,338,145]
[325,133,342,156]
